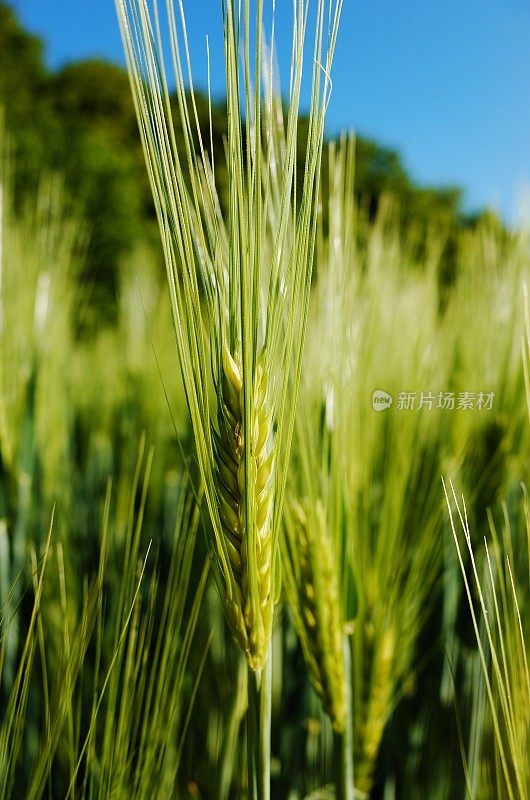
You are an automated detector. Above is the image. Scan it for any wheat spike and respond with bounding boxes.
[214,346,275,671]
[288,499,346,732]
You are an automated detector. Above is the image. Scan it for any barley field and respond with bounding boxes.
[0,1,529,798]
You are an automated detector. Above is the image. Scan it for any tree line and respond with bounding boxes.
[0,2,496,325]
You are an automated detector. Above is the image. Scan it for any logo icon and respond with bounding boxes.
[372,389,392,411]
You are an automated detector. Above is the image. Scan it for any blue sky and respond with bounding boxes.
[10,0,530,222]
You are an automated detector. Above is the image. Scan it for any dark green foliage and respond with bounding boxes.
[0,1,495,328]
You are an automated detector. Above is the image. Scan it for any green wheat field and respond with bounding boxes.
[0,1,528,798]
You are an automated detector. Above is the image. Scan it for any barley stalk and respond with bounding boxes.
[116,1,342,795]
[116,0,341,670]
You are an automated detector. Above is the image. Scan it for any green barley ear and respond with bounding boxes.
[215,347,275,669]
[283,497,346,732]
[355,626,396,794]
[115,0,342,670]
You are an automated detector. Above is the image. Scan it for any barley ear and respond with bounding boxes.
[284,497,347,732]
[215,346,275,671]
[356,626,396,795]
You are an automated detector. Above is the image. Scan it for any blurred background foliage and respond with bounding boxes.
[0,1,493,330]
[0,2,528,799]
